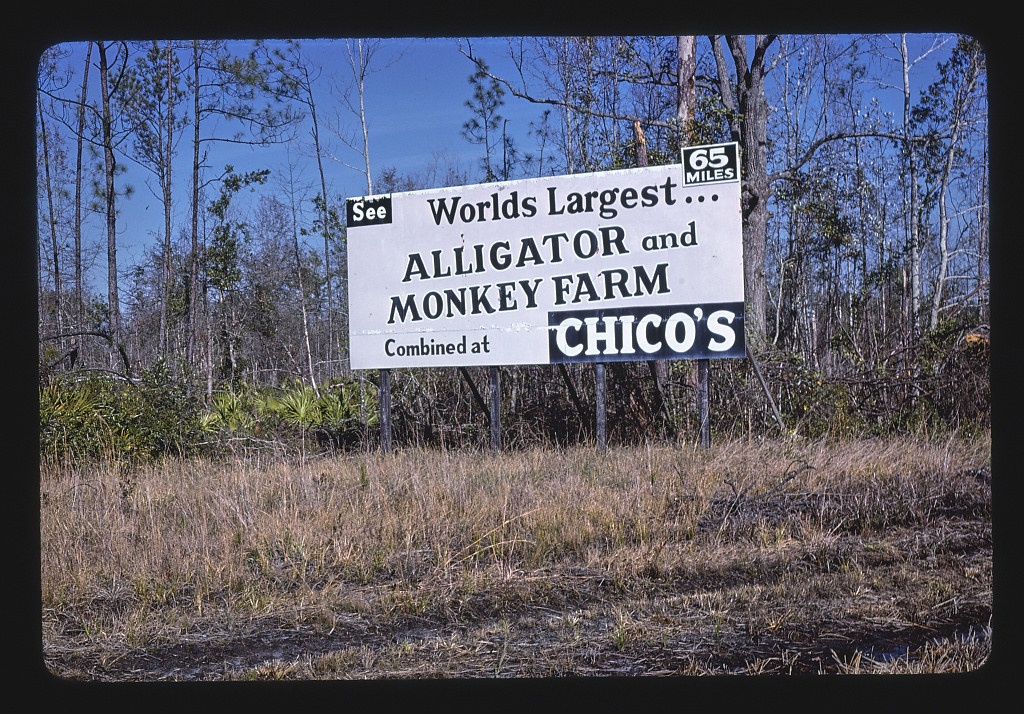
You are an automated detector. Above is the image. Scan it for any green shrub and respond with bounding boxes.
[39,358,204,463]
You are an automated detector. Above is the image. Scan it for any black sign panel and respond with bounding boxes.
[681,143,740,186]
[346,195,393,227]
[547,301,745,364]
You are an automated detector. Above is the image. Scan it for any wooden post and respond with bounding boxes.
[697,358,710,450]
[595,362,607,451]
[379,368,392,452]
[745,344,787,434]
[647,359,675,439]
[558,363,589,425]
[458,366,489,421]
[489,366,501,451]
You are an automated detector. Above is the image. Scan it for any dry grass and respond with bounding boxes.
[40,433,992,680]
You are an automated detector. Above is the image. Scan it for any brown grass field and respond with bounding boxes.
[39,433,992,682]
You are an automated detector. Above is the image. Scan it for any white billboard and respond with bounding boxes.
[346,142,745,369]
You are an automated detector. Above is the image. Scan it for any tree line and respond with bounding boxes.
[36,34,989,461]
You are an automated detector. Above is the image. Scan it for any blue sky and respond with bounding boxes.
[42,34,957,293]
[293,37,542,193]
[47,36,544,285]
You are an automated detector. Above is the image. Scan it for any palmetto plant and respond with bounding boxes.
[39,379,109,460]
[316,379,375,427]
[208,389,258,432]
[195,377,377,458]
[316,390,348,426]
[267,383,322,465]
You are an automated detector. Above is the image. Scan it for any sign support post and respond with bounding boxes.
[379,368,392,451]
[595,363,607,451]
[489,366,502,451]
[697,358,710,449]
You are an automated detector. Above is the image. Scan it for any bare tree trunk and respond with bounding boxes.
[98,42,122,367]
[189,41,202,370]
[348,38,376,196]
[901,34,923,341]
[292,58,334,382]
[928,43,982,330]
[312,104,333,383]
[159,40,174,355]
[74,42,91,351]
[713,35,776,352]
[37,93,63,338]
[284,160,319,394]
[677,35,696,143]
[344,37,385,432]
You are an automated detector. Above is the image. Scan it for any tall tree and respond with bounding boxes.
[185,39,302,386]
[73,42,93,349]
[187,40,207,368]
[279,156,319,391]
[334,37,394,428]
[901,33,925,339]
[349,38,376,194]
[270,40,342,379]
[334,38,399,195]
[121,40,188,355]
[96,41,131,370]
[36,49,66,339]
[652,35,698,432]
[711,34,777,352]
[912,36,986,330]
[205,167,269,388]
[462,61,507,182]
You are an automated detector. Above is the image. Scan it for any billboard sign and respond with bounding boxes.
[346,142,744,369]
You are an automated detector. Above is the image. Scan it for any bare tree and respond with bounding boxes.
[280,153,319,392]
[917,37,986,330]
[331,37,405,195]
[185,39,302,389]
[121,40,188,355]
[96,41,131,370]
[268,41,343,380]
[37,52,65,338]
[710,35,777,352]
[73,43,93,350]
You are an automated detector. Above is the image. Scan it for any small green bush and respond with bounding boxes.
[39,358,204,463]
